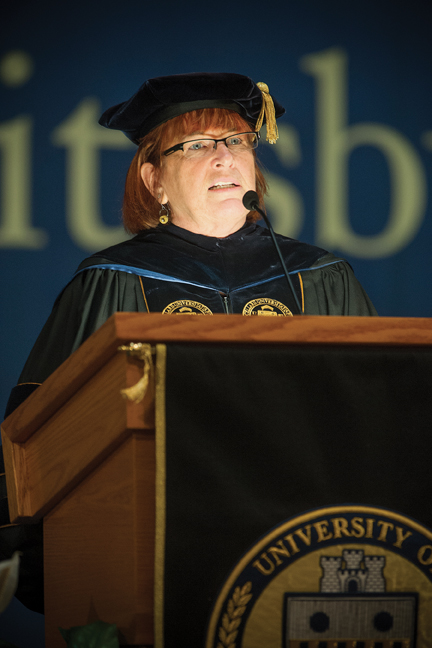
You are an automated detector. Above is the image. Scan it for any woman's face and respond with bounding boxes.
[142,126,257,237]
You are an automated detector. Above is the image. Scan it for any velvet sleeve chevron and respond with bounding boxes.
[4,267,147,418]
[300,254,377,316]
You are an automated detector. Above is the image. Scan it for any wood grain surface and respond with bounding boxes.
[44,433,155,646]
[3,352,154,522]
[3,314,431,445]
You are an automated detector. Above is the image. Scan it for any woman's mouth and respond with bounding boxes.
[209,182,239,191]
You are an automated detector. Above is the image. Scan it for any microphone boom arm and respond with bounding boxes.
[242,191,303,315]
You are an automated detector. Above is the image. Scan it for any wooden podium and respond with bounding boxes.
[2,313,432,647]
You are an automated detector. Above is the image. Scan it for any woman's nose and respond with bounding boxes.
[212,141,234,164]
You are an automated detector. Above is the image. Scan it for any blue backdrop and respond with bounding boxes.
[1,0,431,644]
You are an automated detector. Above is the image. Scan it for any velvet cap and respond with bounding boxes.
[99,72,285,145]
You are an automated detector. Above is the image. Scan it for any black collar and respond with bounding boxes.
[153,221,258,250]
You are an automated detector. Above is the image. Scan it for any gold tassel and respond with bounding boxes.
[255,82,279,144]
[118,343,153,404]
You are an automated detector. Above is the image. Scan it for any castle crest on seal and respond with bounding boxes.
[283,547,416,646]
[320,548,386,593]
[206,506,432,648]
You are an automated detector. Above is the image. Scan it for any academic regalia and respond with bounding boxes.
[6,221,376,416]
[2,221,376,614]
[1,72,376,617]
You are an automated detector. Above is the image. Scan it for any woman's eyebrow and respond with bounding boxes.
[184,129,237,139]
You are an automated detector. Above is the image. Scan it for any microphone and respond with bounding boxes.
[243,191,302,315]
[242,190,262,212]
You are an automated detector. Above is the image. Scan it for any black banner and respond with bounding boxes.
[158,344,432,647]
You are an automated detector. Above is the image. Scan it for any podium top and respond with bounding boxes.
[3,313,432,444]
[2,312,432,522]
[105,312,432,346]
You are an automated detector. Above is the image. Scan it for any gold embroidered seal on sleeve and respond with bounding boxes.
[242,298,293,316]
[162,300,213,314]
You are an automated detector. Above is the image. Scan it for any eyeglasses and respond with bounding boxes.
[163,132,260,159]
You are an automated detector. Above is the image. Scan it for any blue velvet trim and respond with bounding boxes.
[73,259,343,292]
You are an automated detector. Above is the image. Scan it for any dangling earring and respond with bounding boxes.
[159,203,170,225]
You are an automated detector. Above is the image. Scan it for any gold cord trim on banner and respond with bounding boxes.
[255,81,279,144]
[117,342,154,403]
[154,343,167,648]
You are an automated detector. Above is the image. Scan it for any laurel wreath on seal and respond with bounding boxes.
[217,581,253,648]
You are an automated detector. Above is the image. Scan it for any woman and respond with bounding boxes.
[6,72,376,416]
[1,73,376,613]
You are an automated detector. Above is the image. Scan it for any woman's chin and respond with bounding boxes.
[209,197,248,220]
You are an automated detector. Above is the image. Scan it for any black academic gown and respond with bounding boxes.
[1,222,376,613]
[8,222,376,410]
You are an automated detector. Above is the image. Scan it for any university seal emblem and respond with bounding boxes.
[242,298,293,317]
[162,300,213,314]
[206,505,432,647]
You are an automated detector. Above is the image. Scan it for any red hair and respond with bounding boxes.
[122,108,268,233]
